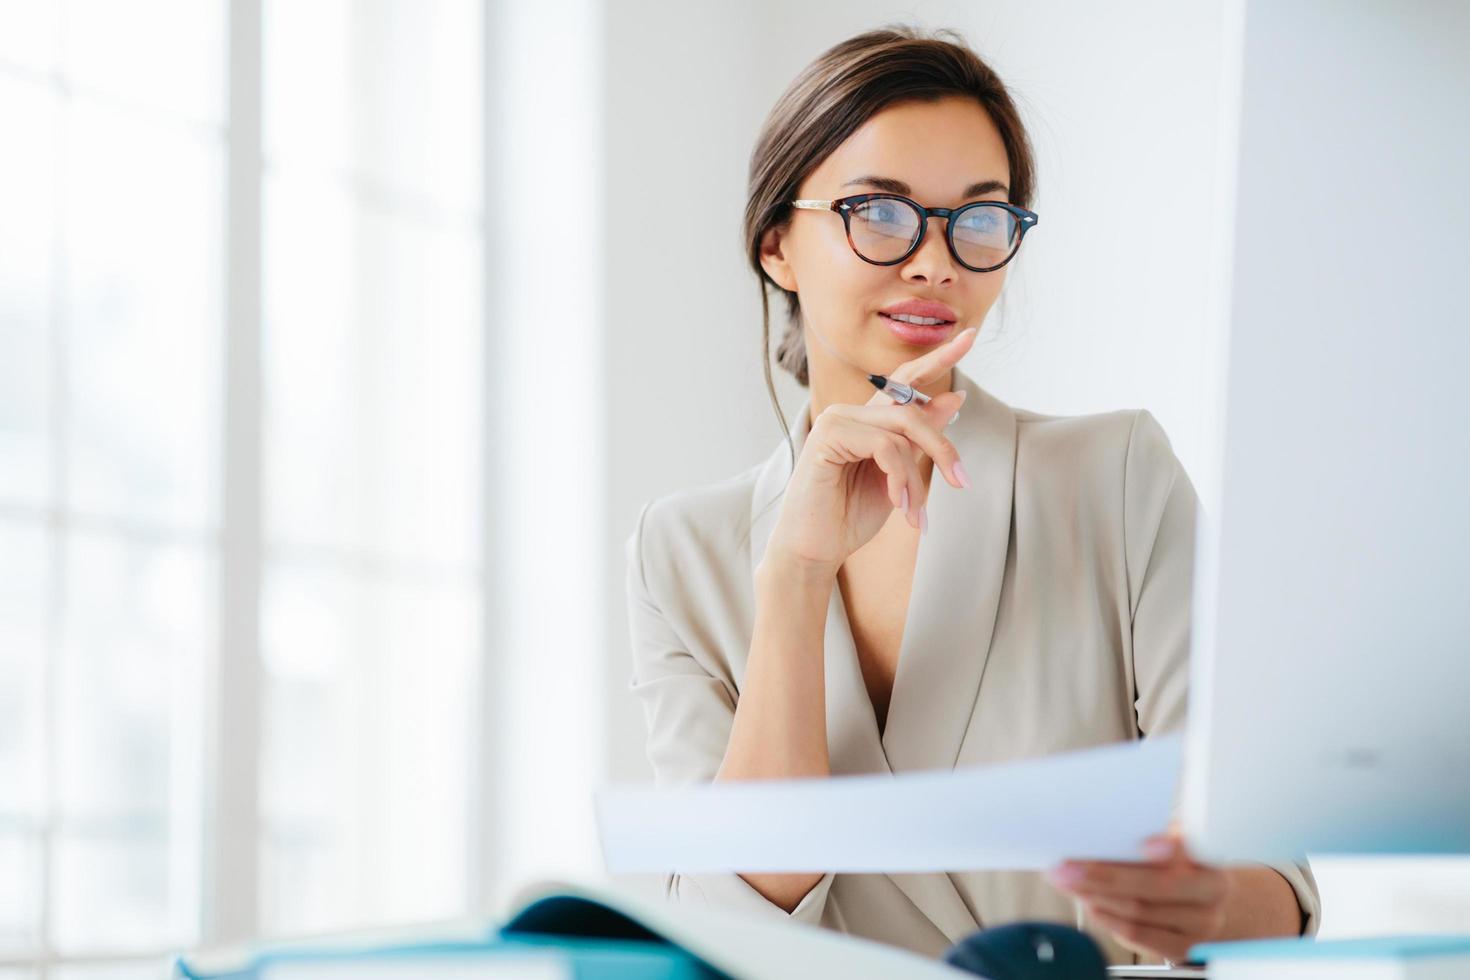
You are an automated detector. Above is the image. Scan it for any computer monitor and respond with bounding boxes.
[1181,0,1470,862]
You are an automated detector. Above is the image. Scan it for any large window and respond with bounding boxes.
[257,0,483,938]
[0,0,485,973]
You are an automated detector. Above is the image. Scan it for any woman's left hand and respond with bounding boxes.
[1046,832,1229,962]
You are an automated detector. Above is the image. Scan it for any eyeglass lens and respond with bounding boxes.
[848,198,1022,270]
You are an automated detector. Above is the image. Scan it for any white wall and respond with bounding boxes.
[601,0,786,798]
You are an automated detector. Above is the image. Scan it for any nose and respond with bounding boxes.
[900,215,959,286]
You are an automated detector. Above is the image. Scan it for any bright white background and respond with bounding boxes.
[0,1,1464,976]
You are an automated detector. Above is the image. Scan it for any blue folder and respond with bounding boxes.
[174,893,728,980]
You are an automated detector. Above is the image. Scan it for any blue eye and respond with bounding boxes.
[956,207,1012,244]
[960,210,999,232]
[860,202,902,224]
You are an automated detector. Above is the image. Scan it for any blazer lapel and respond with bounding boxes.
[878,367,1017,945]
[746,368,1017,945]
[881,367,1017,773]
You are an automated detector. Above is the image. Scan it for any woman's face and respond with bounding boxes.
[760,95,1014,383]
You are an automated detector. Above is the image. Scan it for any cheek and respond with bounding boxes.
[797,244,877,312]
[840,268,894,326]
[967,272,1007,317]
[797,269,886,352]
[977,263,1007,294]
[790,217,850,266]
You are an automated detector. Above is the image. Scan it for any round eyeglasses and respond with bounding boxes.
[790,193,1039,273]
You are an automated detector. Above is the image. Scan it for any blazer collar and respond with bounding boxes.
[746,365,1018,944]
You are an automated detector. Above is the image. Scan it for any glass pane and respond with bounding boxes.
[62,0,225,128]
[58,536,210,816]
[263,175,481,567]
[65,102,223,531]
[0,832,40,957]
[55,963,171,980]
[53,535,208,952]
[52,835,182,954]
[0,0,57,73]
[0,80,56,506]
[259,564,477,934]
[264,0,483,212]
[0,522,46,821]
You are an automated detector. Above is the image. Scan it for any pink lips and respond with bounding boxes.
[880,312,953,345]
[878,298,957,321]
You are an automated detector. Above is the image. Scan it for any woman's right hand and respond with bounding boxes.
[764,327,977,577]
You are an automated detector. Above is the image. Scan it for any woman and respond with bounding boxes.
[624,25,1320,967]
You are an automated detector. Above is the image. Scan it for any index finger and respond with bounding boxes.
[866,326,979,408]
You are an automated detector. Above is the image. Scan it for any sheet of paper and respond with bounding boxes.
[596,734,1182,873]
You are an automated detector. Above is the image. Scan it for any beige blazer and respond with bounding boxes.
[622,364,1320,966]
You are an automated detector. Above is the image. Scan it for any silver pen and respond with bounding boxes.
[866,373,931,406]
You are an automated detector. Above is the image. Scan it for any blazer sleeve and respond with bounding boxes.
[1122,410,1321,937]
[623,497,836,924]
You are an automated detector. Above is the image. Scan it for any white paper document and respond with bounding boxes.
[596,735,1182,873]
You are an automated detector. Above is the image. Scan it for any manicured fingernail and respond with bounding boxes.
[899,486,909,512]
[948,412,959,427]
[1144,839,1175,861]
[1047,864,1084,887]
[952,459,971,489]
[957,389,968,404]
[919,505,928,535]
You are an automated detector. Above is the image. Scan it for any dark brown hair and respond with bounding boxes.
[743,24,1037,459]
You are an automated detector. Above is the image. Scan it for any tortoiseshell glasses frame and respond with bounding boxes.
[789,193,1039,273]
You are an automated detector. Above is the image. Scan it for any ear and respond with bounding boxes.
[758,223,798,292]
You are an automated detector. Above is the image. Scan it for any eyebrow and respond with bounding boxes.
[841,175,1009,199]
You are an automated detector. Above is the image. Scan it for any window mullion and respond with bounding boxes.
[209,0,264,946]
[38,16,69,977]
